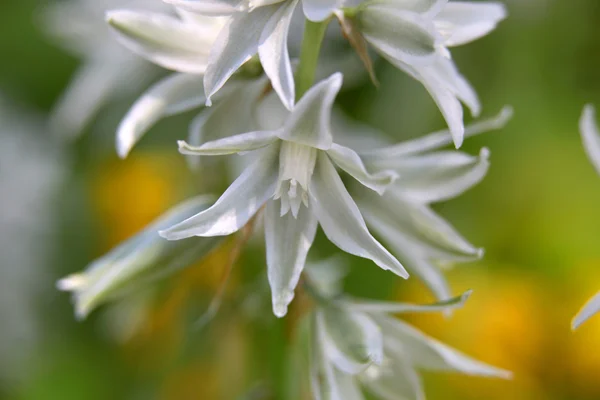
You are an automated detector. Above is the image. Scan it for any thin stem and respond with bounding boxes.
[295,17,331,101]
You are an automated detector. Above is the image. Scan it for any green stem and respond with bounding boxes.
[295,17,331,101]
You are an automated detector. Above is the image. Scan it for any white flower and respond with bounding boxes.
[572,104,600,330]
[347,106,513,302]
[108,0,343,111]
[310,289,511,399]
[356,0,507,147]
[159,73,408,318]
[41,0,168,139]
[57,196,222,320]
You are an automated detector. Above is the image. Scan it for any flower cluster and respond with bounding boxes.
[54,0,513,397]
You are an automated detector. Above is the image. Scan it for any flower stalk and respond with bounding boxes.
[295,17,331,101]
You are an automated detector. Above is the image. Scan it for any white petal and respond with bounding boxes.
[360,6,438,66]
[160,146,279,239]
[279,73,342,150]
[368,0,447,16]
[309,153,408,278]
[165,0,247,15]
[50,61,123,140]
[379,317,512,378]
[436,2,507,47]
[318,306,383,374]
[393,147,490,203]
[349,290,471,314]
[258,0,298,110]
[362,351,425,400]
[106,10,213,73]
[117,73,206,158]
[302,0,340,22]
[265,200,318,317]
[204,5,279,105]
[326,143,398,194]
[178,130,279,155]
[359,188,482,259]
[361,106,513,157]
[580,104,600,176]
[57,196,219,319]
[572,291,600,330]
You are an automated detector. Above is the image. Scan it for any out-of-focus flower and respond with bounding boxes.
[58,195,223,319]
[160,73,407,318]
[41,0,168,140]
[573,104,600,329]
[352,0,507,147]
[352,106,513,302]
[308,282,510,399]
[0,96,66,383]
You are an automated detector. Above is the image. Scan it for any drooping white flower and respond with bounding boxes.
[572,104,600,330]
[309,288,511,399]
[355,0,507,147]
[159,73,408,318]
[41,0,168,139]
[347,106,513,302]
[57,196,223,320]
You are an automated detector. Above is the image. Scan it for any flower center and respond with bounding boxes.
[274,141,317,218]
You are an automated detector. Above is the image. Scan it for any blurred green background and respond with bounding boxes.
[2,0,600,399]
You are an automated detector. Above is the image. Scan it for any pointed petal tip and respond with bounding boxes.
[272,290,295,318]
[56,275,86,292]
[480,147,491,159]
[461,289,473,303]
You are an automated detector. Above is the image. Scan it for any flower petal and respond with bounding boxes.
[160,145,279,239]
[258,0,298,110]
[392,148,490,203]
[360,6,438,66]
[369,0,447,16]
[265,199,318,317]
[279,73,342,150]
[178,130,279,156]
[106,9,214,73]
[326,143,398,194]
[573,291,600,330]
[117,73,206,158]
[361,106,513,157]
[358,189,482,259]
[349,290,471,314]
[164,0,247,15]
[309,153,408,278]
[204,5,279,105]
[57,196,221,319]
[302,0,340,22]
[361,351,425,400]
[379,316,512,378]
[580,104,600,176]
[318,306,383,374]
[435,1,507,47]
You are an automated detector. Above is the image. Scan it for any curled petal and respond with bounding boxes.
[302,0,340,22]
[178,130,279,156]
[164,0,247,15]
[160,145,279,239]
